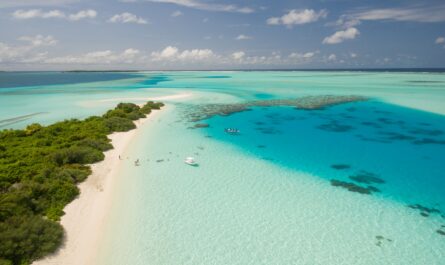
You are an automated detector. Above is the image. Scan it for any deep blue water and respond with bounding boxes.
[0,72,140,88]
[203,101,445,218]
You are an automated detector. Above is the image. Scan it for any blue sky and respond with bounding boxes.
[0,0,445,70]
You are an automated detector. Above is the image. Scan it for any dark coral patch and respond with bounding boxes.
[349,171,385,184]
[192,123,209,128]
[331,164,351,170]
[436,230,445,236]
[378,131,415,141]
[375,235,393,247]
[317,122,353,132]
[361,121,382,128]
[420,212,429,217]
[330,179,378,195]
[257,127,282,135]
[407,204,442,218]
[408,128,443,136]
[412,138,445,145]
[367,186,381,193]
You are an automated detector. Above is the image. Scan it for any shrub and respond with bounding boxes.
[116,103,140,113]
[126,111,145,121]
[51,146,104,166]
[143,101,164,110]
[0,215,63,265]
[25,124,42,136]
[76,138,112,151]
[104,117,136,132]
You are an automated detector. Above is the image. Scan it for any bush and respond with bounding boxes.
[143,101,164,110]
[104,117,136,132]
[140,106,151,114]
[52,165,91,183]
[103,109,127,119]
[116,103,140,113]
[51,146,104,166]
[126,111,145,121]
[0,215,63,265]
[25,124,42,136]
[76,138,112,151]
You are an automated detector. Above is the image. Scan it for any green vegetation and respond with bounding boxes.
[0,101,164,265]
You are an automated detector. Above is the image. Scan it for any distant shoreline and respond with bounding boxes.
[1,68,445,73]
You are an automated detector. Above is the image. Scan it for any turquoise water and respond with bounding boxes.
[1,71,444,264]
[204,101,445,215]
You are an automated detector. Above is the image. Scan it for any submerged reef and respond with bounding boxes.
[348,171,385,184]
[330,179,380,195]
[186,95,368,122]
[407,204,442,218]
[191,123,209,129]
[331,164,351,170]
[317,121,354,132]
[330,169,385,195]
[375,235,393,247]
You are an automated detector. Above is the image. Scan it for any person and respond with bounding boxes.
[135,159,140,166]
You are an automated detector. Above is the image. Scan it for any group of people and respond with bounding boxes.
[118,155,140,166]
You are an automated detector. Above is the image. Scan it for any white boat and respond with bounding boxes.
[184,157,198,166]
[224,128,240,134]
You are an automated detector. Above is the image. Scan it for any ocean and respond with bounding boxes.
[1,71,444,264]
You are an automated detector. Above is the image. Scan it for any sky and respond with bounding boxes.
[0,0,445,70]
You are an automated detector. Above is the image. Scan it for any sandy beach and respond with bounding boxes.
[33,93,189,265]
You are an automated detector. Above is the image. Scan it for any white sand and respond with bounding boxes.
[33,94,187,265]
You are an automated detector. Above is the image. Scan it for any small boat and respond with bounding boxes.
[184,157,198,166]
[224,128,240,134]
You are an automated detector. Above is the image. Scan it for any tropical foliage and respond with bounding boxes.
[0,101,164,265]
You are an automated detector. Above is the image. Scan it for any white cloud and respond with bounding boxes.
[171,10,183,17]
[151,46,215,62]
[351,5,445,23]
[152,46,178,60]
[289,52,315,59]
[18,35,58,46]
[350,52,357,58]
[267,9,327,27]
[232,51,245,60]
[328,54,337,61]
[328,14,361,29]
[435,37,445,44]
[45,48,141,64]
[68,9,97,21]
[12,9,97,21]
[109,12,148,24]
[12,9,64,19]
[0,35,57,63]
[178,49,214,60]
[236,34,252,40]
[0,0,79,8]
[135,0,254,13]
[323,27,359,44]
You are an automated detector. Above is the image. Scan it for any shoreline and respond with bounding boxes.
[32,96,182,265]
[33,109,163,265]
